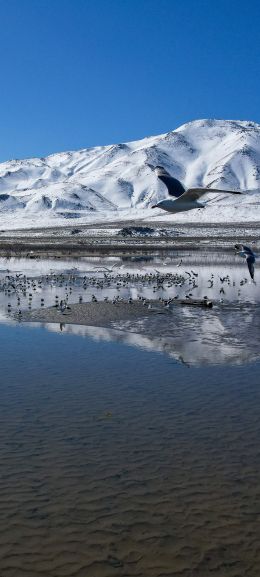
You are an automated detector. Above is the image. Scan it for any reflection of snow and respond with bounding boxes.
[46,303,260,367]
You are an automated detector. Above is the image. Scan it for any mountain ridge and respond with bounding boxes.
[0,118,260,229]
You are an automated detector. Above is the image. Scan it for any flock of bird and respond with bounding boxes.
[0,246,256,319]
[0,269,197,315]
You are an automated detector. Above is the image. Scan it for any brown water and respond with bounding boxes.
[0,321,260,576]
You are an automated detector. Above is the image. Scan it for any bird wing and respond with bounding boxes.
[155,167,186,198]
[242,245,255,256]
[180,188,243,201]
[246,255,255,279]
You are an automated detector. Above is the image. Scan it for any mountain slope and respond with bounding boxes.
[0,119,260,228]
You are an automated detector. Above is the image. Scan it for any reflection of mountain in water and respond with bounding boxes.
[47,303,260,367]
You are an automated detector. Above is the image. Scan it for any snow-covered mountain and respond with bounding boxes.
[1,119,260,229]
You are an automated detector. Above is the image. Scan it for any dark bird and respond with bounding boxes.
[235,244,256,280]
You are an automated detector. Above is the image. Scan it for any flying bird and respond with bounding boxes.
[150,166,242,214]
[235,244,256,280]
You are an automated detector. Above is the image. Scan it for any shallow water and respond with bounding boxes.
[0,253,260,576]
[0,251,258,324]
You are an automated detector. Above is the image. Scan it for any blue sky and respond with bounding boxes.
[0,0,259,161]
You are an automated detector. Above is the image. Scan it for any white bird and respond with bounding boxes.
[150,166,242,214]
[235,244,256,280]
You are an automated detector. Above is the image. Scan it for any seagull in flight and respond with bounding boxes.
[150,166,242,214]
[235,244,256,280]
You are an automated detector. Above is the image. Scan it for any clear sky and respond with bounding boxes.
[0,0,259,161]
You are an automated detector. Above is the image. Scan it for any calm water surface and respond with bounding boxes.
[0,253,260,576]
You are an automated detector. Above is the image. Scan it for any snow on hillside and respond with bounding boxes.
[0,119,260,229]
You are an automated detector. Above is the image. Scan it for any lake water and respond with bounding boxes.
[0,253,260,576]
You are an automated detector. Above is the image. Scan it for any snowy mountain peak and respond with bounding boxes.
[0,118,260,228]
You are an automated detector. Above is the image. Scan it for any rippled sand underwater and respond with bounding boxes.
[1,251,260,576]
[1,321,260,577]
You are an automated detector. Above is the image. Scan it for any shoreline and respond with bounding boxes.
[0,221,260,258]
